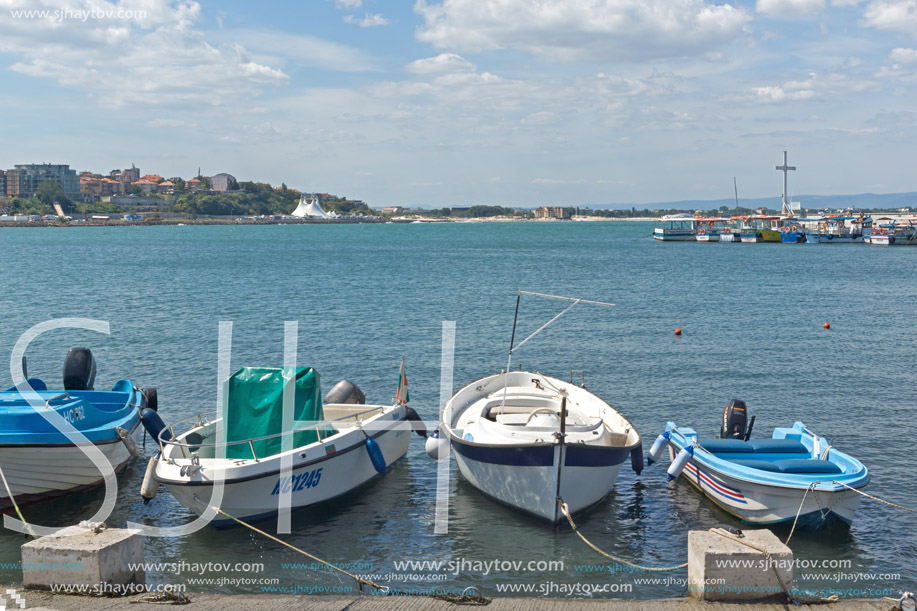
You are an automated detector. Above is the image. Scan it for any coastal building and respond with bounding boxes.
[381,206,405,214]
[187,178,203,191]
[449,207,470,216]
[0,172,6,200]
[133,178,160,194]
[534,206,573,220]
[5,163,80,199]
[210,173,236,192]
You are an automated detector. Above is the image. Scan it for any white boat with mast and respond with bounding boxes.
[429,291,643,524]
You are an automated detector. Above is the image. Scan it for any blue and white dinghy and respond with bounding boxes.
[0,348,149,509]
[430,292,643,524]
[650,401,869,526]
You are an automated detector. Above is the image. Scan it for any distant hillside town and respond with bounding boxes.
[0,161,375,219]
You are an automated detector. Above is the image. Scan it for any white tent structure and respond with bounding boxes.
[292,194,334,219]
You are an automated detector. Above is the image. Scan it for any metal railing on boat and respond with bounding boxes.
[156,404,393,461]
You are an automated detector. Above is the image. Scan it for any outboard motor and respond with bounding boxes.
[63,347,96,391]
[324,380,365,405]
[720,399,747,439]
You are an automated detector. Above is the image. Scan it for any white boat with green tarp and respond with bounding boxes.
[150,365,419,527]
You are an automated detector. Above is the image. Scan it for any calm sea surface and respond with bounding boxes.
[0,222,914,598]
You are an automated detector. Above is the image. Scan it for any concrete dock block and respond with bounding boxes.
[21,525,144,591]
[687,529,792,602]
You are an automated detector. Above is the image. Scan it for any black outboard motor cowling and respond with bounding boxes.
[63,347,96,391]
[721,399,747,439]
[324,380,365,405]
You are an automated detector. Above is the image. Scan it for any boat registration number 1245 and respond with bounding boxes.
[270,468,322,496]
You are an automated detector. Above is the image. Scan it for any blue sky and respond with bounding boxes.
[1,0,916,207]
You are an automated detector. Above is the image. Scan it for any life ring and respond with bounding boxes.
[790,224,797,232]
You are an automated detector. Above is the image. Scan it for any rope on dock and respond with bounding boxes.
[212,508,490,606]
[559,501,687,572]
[0,462,36,538]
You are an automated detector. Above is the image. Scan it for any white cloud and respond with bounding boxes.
[145,118,198,127]
[343,13,390,27]
[753,85,816,100]
[520,111,559,125]
[334,0,362,8]
[889,47,917,63]
[407,53,476,74]
[862,0,917,34]
[830,0,863,6]
[414,0,752,61]
[0,0,289,107]
[756,0,826,17]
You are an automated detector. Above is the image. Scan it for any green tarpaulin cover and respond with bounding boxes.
[221,367,336,460]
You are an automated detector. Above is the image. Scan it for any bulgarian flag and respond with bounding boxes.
[396,356,409,404]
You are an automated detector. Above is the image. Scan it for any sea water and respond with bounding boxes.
[0,222,914,598]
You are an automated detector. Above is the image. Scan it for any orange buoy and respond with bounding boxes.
[823,322,830,329]
[675,328,682,336]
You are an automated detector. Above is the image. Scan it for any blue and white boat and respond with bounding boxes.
[431,292,642,524]
[0,349,148,509]
[441,370,642,523]
[654,214,698,241]
[805,214,873,243]
[650,402,868,526]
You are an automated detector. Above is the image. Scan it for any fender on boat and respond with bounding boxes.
[404,406,427,438]
[630,445,644,475]
[667,446,694,482]
[647,431,670,465]
[141,407,172,442]
[365,436,387,476]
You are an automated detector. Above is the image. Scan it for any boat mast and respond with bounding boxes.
[733,177,738,212]
[776,151,796,216]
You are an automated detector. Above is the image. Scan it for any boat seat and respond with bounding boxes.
[772,459,842,474]
[730,459,782,472]
[747,439,808,453]
[699,438,808,454]
[730,458,841,474]
[698,439,754,453]
[484,405,557,419]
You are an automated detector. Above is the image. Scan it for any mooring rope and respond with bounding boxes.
[0,462,36,538]
[784,480,917,547]
[213,508,490,605]
[559,501,687,572]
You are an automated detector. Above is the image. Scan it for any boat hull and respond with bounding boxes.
[695,233,719,242]
[867,233,917,246]
[718,233,737,243]
[667,444,862,525]
[451,440,628,522]
[158,410,411,526]
[806,234,864,244]
[654,230,695,241]
[0,429,137,509]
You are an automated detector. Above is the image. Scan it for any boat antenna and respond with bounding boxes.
[502,291,614,412]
